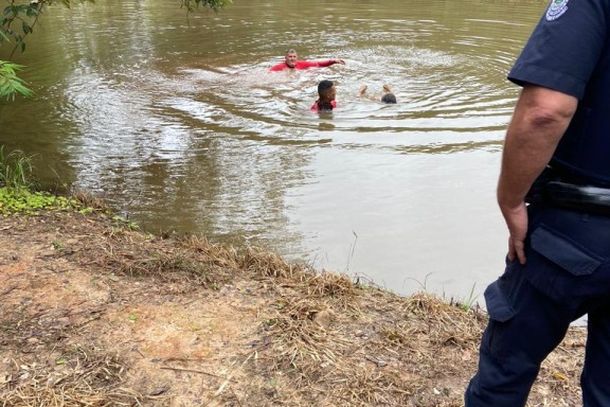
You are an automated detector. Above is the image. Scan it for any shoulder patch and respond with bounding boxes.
[546,0,569,21]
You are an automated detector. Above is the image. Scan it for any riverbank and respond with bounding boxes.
[0,209,585,406]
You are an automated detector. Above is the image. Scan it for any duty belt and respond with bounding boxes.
[528,180,610,216]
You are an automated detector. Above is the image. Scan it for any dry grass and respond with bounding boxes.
[107,250,225,288]
[305,272,358,299]
[179,235,241,269]
[239,246,310,279]
[248,285,485,406]
[70,190,110,211]
[0,211,588,406]
[0,346,145,407]
[75,229,236,290]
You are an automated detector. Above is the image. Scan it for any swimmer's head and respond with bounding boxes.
[318,80,336,101]
[285,49,298,68]
[381,93,397,104]
[316,80,336,111]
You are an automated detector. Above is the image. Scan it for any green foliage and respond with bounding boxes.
[0,147,90,216]
[0,0,94,57]
[111,214,140,230]
[52,239,64,251]
[78,206,94,215]
[0,146,33,189]
[0,60,32,99]
[0,187,79,215]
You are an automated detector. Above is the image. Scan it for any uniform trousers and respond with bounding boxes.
[465,203,610,407]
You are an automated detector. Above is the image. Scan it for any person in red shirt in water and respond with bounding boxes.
[311,80,337,112]
[270,49,344,72]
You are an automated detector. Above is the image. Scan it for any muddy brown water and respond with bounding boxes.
[0,0,548,300]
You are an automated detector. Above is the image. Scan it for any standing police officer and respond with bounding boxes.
[466,0,610,406]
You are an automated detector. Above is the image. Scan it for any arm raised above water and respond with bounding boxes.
[298,59,345,69]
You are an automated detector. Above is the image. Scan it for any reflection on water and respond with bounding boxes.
[0,0,547,299]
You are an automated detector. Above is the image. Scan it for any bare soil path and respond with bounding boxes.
[0,211,585,406]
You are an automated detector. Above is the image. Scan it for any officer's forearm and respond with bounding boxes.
[497,86,577,210]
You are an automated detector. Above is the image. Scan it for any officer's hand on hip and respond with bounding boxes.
[500,201,528,265]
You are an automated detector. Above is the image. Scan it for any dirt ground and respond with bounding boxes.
[0,211,586,406]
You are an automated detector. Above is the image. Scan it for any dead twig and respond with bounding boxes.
[214,352,254,398]
[160,366,229,381]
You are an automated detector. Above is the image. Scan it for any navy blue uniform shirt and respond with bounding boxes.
[508,0,610,185]
[508,0,608,99]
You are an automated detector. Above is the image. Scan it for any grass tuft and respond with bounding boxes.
[0,146,33,189]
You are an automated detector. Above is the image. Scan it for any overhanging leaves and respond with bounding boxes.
[0,60,33,100]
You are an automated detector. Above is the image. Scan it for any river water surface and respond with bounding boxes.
[0,0,548,300]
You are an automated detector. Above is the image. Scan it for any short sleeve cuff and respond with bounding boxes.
[508,63,586,99]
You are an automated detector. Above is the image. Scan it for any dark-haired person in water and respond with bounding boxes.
[311,80,337,112]
[359,84,397,104]
[270,49,345,72]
